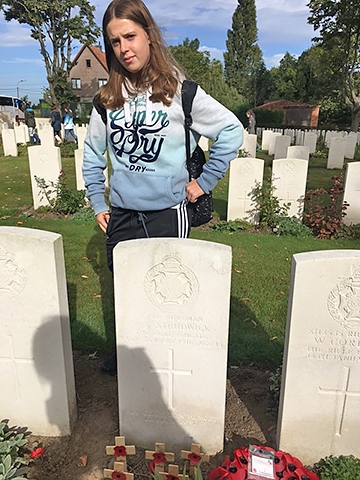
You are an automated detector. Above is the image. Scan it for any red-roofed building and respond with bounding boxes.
[256,100,320,127]
[70,44,109,104]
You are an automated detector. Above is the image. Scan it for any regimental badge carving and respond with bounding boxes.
[327,269,360,329]
[0,244,27,297]
[144,255,199,312]
[241,161,253,175]
[284,162,296,176]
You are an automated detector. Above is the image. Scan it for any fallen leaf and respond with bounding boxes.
[82,256,89,261]
[253,244,258,248]
[88,351,98,359]
[234,268,242,274]
[251,320,258,328]
[93,294,102,298]
[78,455,87,467]
[17,221,23,225]
[270,336,278,341]
[243,318,250,322]
[81,275,89,279]
[279,291,285,295]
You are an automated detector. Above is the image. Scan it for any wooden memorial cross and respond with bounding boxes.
[105,436,136,470]
[181,443,210,476]
[104,461,134,480]
[145,443,175,474]
[159,464,189,480]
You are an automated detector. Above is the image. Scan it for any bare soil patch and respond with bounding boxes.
[27,352,277,480]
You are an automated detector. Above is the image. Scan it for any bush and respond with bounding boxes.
[72,206,96,222]
[35,171,86,215]
[0,420,29,479]
[211,219,249,233]
[304,175,348,239]
[273,217,313,238]
[313,455,360,479]
[251,179,290,229]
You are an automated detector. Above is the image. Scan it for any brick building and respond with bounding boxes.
[256,100,320,128]
[70,44,109,116]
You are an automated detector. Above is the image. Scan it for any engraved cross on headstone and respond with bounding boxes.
[0,333,33,401]
[150,349,192,409]
[318,366,360,436]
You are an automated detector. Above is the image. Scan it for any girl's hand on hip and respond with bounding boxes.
[186,179,204,203]
[96,211,110,233]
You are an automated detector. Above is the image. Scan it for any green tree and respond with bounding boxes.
[296,45,350,128]
[0,0,101,108]
[169,38,211,85]
[169,39,244,112]
[268,52,298,101]
[224,0,263,102]
[308,0,360,131]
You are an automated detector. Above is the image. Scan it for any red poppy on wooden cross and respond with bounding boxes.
[159,464,189,480]
[181,443,210,476]
[145,443,175,474]
[104,461,134,480]
[105,436,136,470]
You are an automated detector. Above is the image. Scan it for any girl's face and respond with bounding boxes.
[107,18,151,76]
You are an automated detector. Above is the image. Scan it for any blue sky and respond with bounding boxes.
[0,0,316,104]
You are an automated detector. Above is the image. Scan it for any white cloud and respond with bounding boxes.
[2,57,43,66]
[1,16,35,47]
[200,46,224,62]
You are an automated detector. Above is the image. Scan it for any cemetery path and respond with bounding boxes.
[27,352,277,480]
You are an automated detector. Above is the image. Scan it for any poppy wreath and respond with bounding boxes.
[209,446,319,480]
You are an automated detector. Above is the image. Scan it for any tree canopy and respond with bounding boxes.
[0,0,101,107]
[224,0,264,105]
[308,0,360,130]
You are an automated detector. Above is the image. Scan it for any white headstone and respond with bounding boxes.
[277,250,360,465]
[227,157,264,223]
[303,131,317,154]
[74,149,85,190]
[114,238,231,454]
[268,132,282,156]
[14,124,28,145]
[344,133,358,160]
[261,130,272,151]
[76,126,88,150]
[343,161,360,226]
[1,129,18,157]
[28,145,62,209]
[287,146,310,161]
[240,132,257,158]
[0,226,76,436]
[274,135,291,160]
[327,137,345,169]
[38,124,55,148]
[272,158,308,220]
[295,130,304,146]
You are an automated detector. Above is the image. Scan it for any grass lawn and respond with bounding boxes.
[1,141,360,369]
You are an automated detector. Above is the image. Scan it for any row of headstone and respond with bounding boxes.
[0,226,231,454]
[227,155,360,225]
[227,157,308,223]
[261,128,359,168]
[3,225,360,463]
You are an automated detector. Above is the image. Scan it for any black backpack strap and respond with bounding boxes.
[93,95,107,125]
[181,80,198,181]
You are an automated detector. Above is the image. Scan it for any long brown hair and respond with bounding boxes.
[97,0,182,109]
